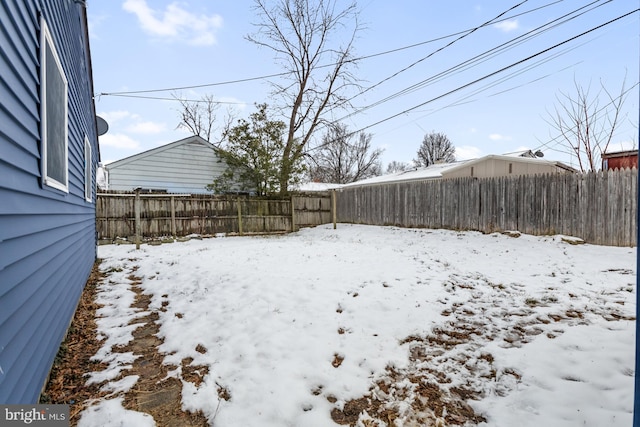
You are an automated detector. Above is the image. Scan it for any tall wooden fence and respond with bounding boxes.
[336,169,637,247]
[96,193,332,241]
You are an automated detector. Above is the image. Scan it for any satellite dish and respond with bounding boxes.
[534,150,544,158]
[97,116,109,136]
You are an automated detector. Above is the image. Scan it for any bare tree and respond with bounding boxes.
[386,161,410,174]
[247,0,361,194]
[308,123,383,184]
[547,78,630,172]
[415,131,456,167]
[175,93,235,146]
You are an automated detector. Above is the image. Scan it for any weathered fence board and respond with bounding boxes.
[97,193,332,240]
[336,169,637,247]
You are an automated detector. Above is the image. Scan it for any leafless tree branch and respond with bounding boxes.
[174,93,236,146]
[307,122,383,183]
[248,0,362,194]
[545,76,631,172]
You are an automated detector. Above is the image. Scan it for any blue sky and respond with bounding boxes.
[89,0,639,170]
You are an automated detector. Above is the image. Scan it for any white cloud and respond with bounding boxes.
[489,133,512,141]
[122,0,223,45]
[99,133,141,150]
[99,110,135,123]
[607,140,638,153]
[455,145,483,161]
[126,121,167,134]
[493,20,519,32]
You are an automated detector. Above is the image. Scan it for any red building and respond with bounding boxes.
[602,150,638,170]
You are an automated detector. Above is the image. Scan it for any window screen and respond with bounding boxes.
[85,137,92,202]
[41,19,68,192]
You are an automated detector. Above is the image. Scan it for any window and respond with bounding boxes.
[40,19,68,192]
[470,166,474,177]
[508,163,513,174]
[84,137,92,202]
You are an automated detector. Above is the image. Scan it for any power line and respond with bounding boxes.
[337,0,613,123]
[355,0,564,62]
[102,93,248,104]
[308,9,639,154]
[97,72,290,96]
[358,10,639,134]
[95,0,566,98]
[347,0,531,103]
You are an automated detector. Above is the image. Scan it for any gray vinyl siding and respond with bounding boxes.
[0,0,99,404]
[106,136,234,194]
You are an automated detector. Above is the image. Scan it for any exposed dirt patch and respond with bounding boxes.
[181,357,209,388]
[331,397,376,425]
[216,384,232,402]
[39,261,108,424]
[330,349,488,427]
[44,260,635,427]
[120,283,209,427]
[41,262,208,427]
[332,353,345,368]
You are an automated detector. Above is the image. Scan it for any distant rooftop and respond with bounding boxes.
[342,152,575,188]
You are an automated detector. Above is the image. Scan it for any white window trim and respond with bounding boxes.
[40,18,69,192]
[84,136,92,202]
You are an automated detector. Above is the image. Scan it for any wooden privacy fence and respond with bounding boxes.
[96,193,332,240]
[336,169,637,247]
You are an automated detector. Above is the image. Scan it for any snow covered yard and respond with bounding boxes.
[79,224,636,427]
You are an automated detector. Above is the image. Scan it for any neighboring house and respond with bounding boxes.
[343,154,576,188]
[0,0,101,403]
[294,182,343,192]
[104,135,244,194]
[602,149,638,171]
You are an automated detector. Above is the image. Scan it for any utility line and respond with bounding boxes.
[347,0,531,103]
[338,0,612,122]
[409,58,582,118]
[308,9,639,153]
[102,93,248,104]
[96,0,566,97]
[97,73,290,97]
[356,0,565,62]
[358,10,639,133]
[118,0,602,108]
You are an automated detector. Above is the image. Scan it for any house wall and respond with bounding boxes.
[0,0,99,403]
[106,137,230,194]
[443,158,566,179]
[603,155,638,171]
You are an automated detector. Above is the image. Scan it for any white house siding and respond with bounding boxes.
[106,136,230,194]
[442,157,572,179]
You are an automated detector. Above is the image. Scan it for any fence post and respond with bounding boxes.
[134,187,141,249]
[291,195,297,232]
[170,196,177,237]
[332,189,337,229]
[237,197,243,235]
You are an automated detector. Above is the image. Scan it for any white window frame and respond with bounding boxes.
[84,136,92,202]
[40,18,69,192]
